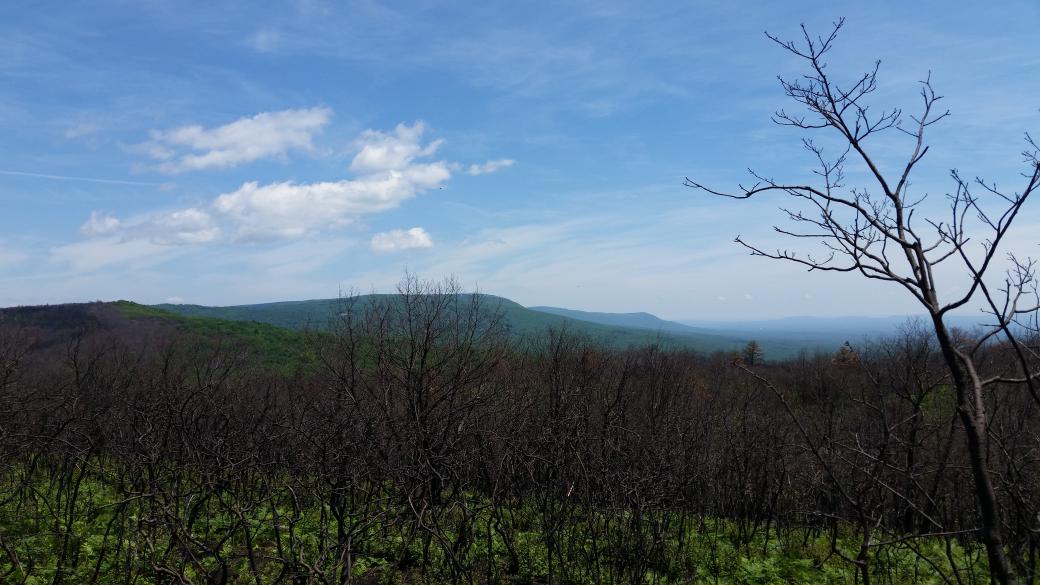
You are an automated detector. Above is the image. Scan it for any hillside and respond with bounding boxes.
[0,301,316,373]
[528,305,851,357]
[156,294,767,355]
[1,297,869,362]
[529,306,705,335]
[529,306,1004,355]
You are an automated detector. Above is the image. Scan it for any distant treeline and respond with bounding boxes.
[1,280,1038,584]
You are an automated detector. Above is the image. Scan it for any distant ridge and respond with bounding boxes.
[3,296,972,362]
[676,314,994,348]
[528,306,704,335]
[525,307,1004,355]
[155,294,778,355]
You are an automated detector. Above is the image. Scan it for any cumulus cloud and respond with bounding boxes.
[65,120,500,272]
[466,158,515,175]
[350,122,444,173]
[137,107,332,173]
[214,121,450,241]
[370,227,434,253]
[73,207,219,253]
[80,211,121,236]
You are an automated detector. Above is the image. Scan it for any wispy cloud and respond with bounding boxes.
[0,169,165,187]
[135,107,332,173]
[0,243,26,269]
[127,208,221,245]
[63,122,99,140]
[466,158,514,175]
[249,28,282,53]
[79,208,220,246]
[80,211,121,236]
[51,237,178,273]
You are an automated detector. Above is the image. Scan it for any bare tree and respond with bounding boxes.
[685,19,1040,585]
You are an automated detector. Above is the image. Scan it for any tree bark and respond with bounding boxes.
[933,316,1017,585]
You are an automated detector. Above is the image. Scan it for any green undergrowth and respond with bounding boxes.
[0,461,990,585]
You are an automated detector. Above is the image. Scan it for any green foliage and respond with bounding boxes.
[0,462,992,584]
[112,300,319,373]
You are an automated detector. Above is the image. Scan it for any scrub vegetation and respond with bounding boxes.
[1,276,1039,584]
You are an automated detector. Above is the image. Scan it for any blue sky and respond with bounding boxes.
[1,0,1038,319]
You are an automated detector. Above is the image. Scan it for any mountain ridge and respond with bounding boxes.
[155,294,788,355]
[528,306,705,335]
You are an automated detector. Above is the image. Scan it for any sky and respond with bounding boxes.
[1,0,1038,319]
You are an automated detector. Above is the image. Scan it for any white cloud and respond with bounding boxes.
[63,120,487,275]
[213,121,450,241]
[73,207,219,256]
[137,107,332,173]
[80,211,121,236]
[165,296,185,304]
[466,158,515,175]
[371,227,434,253]
[350,122,444,173]
[131,208,221,245]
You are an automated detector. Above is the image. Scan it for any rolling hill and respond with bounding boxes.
[526,305,840,357]
[0,301,317,374]
[3,296,896,366]
[155,295,773,355]
[531,306,998,354]
[528,306,706,335]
